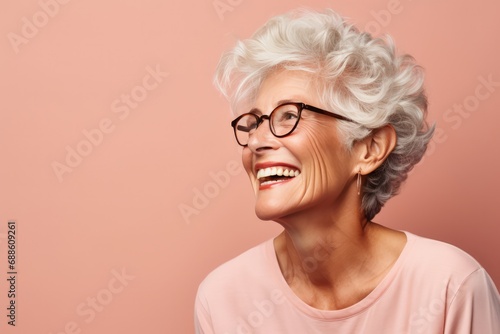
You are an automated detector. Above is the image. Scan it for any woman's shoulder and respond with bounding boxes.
[197,238,275,294]
[396,232,500,333]
[402,231,483,279]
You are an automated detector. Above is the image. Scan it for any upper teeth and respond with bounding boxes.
[256,167,300,179]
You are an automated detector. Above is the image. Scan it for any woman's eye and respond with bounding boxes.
[281,111,298,121]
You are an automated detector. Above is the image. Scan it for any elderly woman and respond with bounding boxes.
[195,9,500,333]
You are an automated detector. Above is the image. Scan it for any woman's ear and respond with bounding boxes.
[355,125,397,174]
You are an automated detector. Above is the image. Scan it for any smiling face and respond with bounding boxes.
[241,69,360,224]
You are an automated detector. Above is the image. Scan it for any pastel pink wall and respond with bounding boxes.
[1,0,499,333]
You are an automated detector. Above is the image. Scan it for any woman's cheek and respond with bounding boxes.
[242,148,253,174]
[242,148,258,193]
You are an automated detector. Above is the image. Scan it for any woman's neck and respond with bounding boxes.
[273,220,406,310]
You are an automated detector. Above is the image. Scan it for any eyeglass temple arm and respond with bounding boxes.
[304,104,357,123]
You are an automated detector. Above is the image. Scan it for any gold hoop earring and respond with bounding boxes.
[357,168,362,195]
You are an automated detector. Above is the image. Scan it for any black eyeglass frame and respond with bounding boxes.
[230,102,357,147]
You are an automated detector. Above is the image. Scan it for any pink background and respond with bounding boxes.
[1,0,499,333]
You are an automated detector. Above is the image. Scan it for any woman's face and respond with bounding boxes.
[241,70,359,222]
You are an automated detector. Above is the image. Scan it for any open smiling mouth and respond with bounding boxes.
[256,167,301,187]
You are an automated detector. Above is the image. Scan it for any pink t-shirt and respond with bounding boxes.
[195,232,500,333]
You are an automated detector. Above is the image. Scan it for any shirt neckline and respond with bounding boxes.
[264,230,415,321]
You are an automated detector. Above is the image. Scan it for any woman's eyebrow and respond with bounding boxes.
[248,99,299,115]
[246,108,262,116]
[248,107,262,115]
[275,99,296,105]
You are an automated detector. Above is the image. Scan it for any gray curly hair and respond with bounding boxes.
[214,9,434,220]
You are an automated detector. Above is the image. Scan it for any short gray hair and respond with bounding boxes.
[214,9,434,220]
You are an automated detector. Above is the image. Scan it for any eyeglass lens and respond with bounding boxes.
[234,104,300,146]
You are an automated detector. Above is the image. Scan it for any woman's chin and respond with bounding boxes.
[254,210,277,221]
[254,203,294,222]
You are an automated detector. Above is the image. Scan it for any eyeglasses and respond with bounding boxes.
[230,102,357,146]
